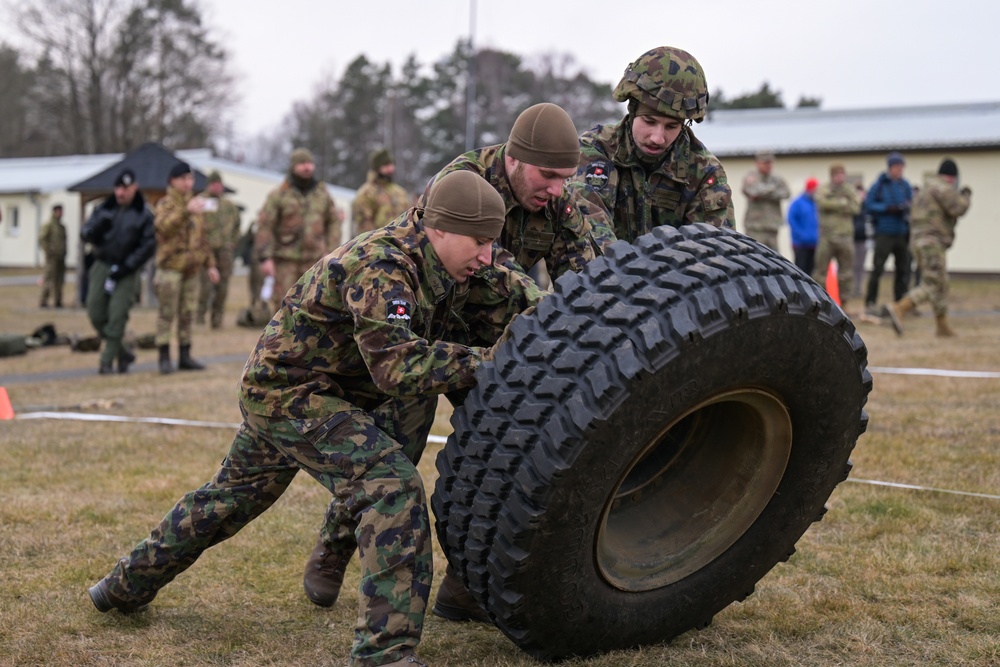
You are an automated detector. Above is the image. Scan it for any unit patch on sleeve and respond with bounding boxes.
[386,298,413,328]
[584,161,610,190]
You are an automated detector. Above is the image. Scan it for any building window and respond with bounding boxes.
[4,206,19,237]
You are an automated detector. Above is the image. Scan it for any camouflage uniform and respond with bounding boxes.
[813,180,861,302]
[903,174,971,317]
[154,187,215,347]
[575,124,734,242]
[352,171,411,237]
[94,210,542,667]
[197,193,241,328]
[255,177,340,313]
[741,167,790,250]
[39,212,68,307]
[425,144,602,279]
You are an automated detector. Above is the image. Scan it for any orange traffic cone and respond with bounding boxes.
[825,259,841,306]
[0,387,14,420]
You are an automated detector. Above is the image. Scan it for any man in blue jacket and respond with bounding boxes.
[863,152,913,311]
[787,177,819,275]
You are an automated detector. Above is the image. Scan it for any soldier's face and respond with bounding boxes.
[377,163,396,178]
[508,160,576,212]
[427,228,495,282]
[171,173,194,194]
[888,164,904,180]
[292,161,316,180]
[756,159,773,175]
[631,114,684,157]
[114,183,138,206]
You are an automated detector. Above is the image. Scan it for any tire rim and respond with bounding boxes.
[596,388,792,592]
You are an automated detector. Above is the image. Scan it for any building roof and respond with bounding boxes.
[0,153,122,194]
[68,142,212,194]
[695,101,1000,158]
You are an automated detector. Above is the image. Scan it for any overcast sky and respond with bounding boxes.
[6,0,999,140]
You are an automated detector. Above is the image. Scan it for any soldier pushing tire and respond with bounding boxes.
[432,223,872,660]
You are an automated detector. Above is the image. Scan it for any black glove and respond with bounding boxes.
[885,204,902,214]
[109,264,126,281]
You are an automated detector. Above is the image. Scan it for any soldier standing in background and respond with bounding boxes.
[813,164,861,314]
[196,171,241,329]
[422,102,601,283]
[741,151,790,251]
[153,161,219,374]
[88,170,544,667]
[886,158,971,337]
[572,46,735,243]
[39,204,67,308]
[352,148,410,238]
[80,168,156,374]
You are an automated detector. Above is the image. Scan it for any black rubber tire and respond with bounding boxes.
[431,224,871,660]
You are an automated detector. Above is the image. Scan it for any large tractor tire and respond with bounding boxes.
[431,224,871,660]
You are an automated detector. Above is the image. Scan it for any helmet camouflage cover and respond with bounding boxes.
[613,46,710,123]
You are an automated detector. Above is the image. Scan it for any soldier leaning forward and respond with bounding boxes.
[256,148,341,313]
[424,103,604,282]
[87,170,544,667]
[572,46,735,243]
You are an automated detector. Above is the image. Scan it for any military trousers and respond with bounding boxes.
[41,257,66,306]
[197,247,234,327]
[154,268,198,347]
[906,241,949,317]
[813,234,855,303]
[86,261,139,366]
[97,404,431,667]
[317,396,439,566]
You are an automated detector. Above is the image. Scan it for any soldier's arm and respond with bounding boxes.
[568,160,619,249]
[462,260,547,346]
[154,197,187,236]
[347,258,486,396]
[351,189,375,236]
[120,210,157,276]
[545,197,600,279]
[776,177,791,200]
[254,192,280,261]
[689,167,734,229]
[935,186,971,219]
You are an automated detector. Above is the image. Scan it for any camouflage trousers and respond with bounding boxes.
[317,396,439,566]
[745,226,780,253]
[40,257,66,306]
[87,261,139,366]
[906,240,949,317]
[97,404,431,667]
[197,247,235,328]
[154,268,198,347]
[813,234,855,304]
[271,258,316,314]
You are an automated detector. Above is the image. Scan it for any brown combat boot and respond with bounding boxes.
[431,564,490,623]
[378,654,429,667]
[935,314,956,337]
[303,538,351,607]
[886,296,915,336]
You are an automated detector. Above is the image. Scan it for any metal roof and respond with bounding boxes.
[694,101,1000,158]
[0,153,121,194]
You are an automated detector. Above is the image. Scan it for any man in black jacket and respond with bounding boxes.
[81,168,156,374]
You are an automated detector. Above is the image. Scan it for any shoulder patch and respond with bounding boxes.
[386,298,412,328]
[706,176,716,186]
[584,162,610,190]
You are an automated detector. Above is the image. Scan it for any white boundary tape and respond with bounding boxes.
[869,366,1000,379]
[12,411,997,501]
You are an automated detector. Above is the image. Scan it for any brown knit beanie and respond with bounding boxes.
[289,148,315,167]
[423,171,505,238]
[506,103,580,169]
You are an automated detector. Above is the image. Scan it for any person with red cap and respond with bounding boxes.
[787,177,820,275]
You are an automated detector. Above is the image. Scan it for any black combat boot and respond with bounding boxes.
[118,347,136,374]
[303,537,351,607]
[158,345,174,375]
[177,344,205,371]
[432,564,490,623]
[98,360,115,375]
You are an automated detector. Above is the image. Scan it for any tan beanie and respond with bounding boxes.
[506,102,580,169]
[423,170,505,238]
[289,147,315,167]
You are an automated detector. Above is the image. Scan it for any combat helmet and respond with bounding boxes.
[613,46,710,123]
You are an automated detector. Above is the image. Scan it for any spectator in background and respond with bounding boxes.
[741,150,790,251]
[39,204,67,308]
[787,178,819,276]
[196,171,241,329]
[886,158,971,337]
[813,164,861,314]
[864,151,912,314]
[352,148,411,238]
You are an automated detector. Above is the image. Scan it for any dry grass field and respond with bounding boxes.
[1,269,998,667]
